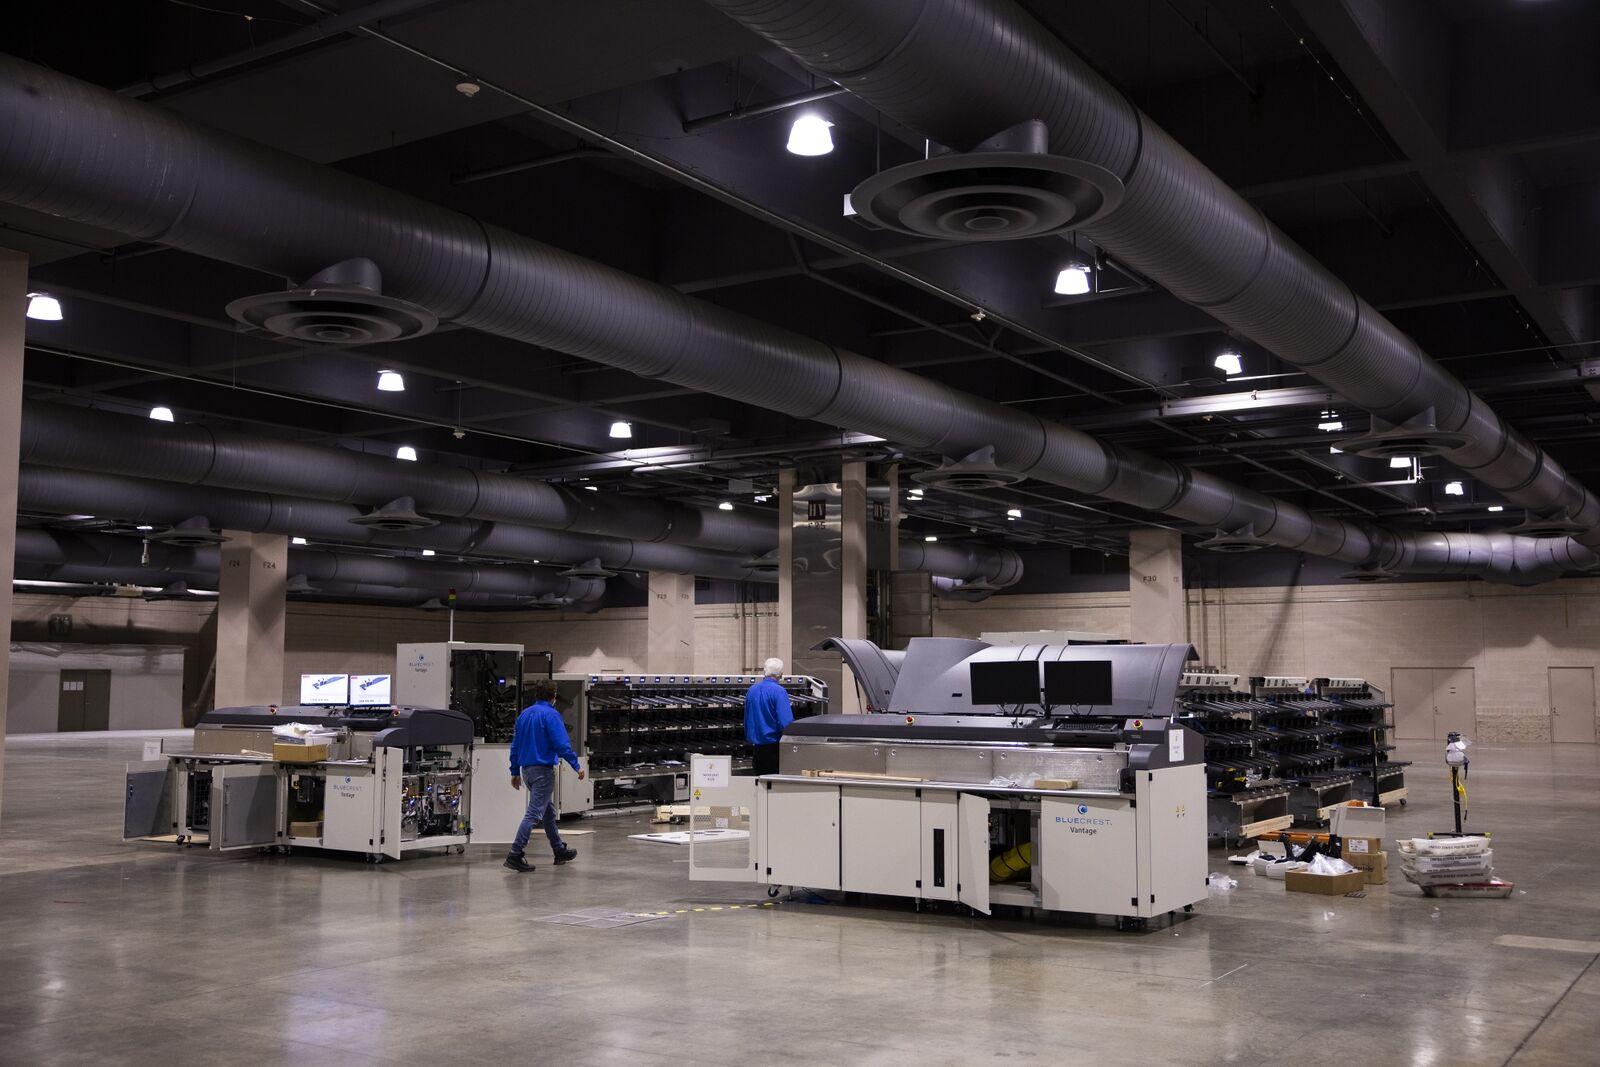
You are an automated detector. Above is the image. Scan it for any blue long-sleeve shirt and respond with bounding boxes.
[744,677,793,745]
[509,701,581,774]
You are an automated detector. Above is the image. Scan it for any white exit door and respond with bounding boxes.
[1391,668,1436,740]
[1549,667,1597,744]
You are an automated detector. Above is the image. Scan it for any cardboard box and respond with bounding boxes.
[1285,869,1366,896]
[1329,804,1385,838]
[274,742,330,764]
[1341,836,1384,856]
[1346,850,1387,885]
[289,820,323,839]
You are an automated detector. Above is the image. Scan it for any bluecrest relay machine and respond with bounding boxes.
[689,637,1207,925]
[124,704,474,862]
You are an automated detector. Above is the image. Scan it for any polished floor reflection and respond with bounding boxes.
[1,734,1596,1066]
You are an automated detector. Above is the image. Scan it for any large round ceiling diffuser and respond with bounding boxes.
[226,257,436,344]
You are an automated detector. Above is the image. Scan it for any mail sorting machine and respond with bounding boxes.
[690,638,1207,926]
[1176,672,1295,845]
[124,704,474,862]
[1250,676,1365,825]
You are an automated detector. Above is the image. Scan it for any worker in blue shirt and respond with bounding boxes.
[504,679,584,873]
[744,657,793,777]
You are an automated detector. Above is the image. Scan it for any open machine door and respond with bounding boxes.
[688,758,759,884]
[957,792,991,915]
[209,764,279,851]
[124,760,174,840]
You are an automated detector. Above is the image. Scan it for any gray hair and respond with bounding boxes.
[763,657,785,677]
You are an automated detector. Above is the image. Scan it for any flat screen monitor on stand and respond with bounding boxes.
[1042,660,1114,710]
[968,660,1041,708]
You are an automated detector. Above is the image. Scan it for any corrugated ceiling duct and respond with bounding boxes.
[12,528,602,607]
[700,0,1600,539]
[18,465,1023,589]
[0,56,1587,582]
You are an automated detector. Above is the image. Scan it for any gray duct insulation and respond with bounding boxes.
[16,463,1021,590]
[13,528,604,607]
[0,57,1588,581]
[18,403,773,556]
[700,0,1600,539]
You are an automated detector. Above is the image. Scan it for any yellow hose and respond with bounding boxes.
[989,841,1034,882]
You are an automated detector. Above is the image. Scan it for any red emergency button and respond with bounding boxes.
[1133,719,1143,729]
[906,715,915,725]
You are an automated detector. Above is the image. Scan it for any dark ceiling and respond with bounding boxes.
[7,0,1599,571]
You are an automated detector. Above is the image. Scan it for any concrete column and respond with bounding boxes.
[646,571,695,674]
[1129,529,1187,644]
[0,250,27,820]
[214,531,288,707]
[838,461,868,713]
[776,468,794,674]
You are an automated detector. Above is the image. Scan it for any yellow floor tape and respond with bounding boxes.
[633,901,780,918]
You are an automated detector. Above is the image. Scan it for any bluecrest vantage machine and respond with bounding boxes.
[689,637,1207,926]
[124,704,474,862]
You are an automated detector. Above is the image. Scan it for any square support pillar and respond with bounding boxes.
[0,249,27,819]
[646,571,696,674]
[1129,529,1187,644]
[214,531,289,707]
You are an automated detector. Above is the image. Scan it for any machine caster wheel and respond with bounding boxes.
[453,845,466,855]
[365,852,381,864]
[768,886,781,898]
[1400,799,1409,807]
[1183,904,1195,913]
[278,845,292,856]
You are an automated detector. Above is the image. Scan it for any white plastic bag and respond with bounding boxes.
[1306,854,1357,876]
[1207,872,1238,891]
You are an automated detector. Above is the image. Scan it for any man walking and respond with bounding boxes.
[744,657,793,777]
[505,679,584,873]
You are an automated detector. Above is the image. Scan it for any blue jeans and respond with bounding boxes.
[511,764,565,859]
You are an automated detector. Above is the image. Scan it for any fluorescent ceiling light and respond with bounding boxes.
[1053,265,1091,295]
[1487,505,1504,513]
[291,537,308,545]
[1213,351,1242,377]
[148,406,175,422]
[609,420,633,439]
[786,114,834,156]
[1389,455,1412,469]
[718,501,734,511]
[754,494,771,503]
[908,488,923,499]
[583,485,598,491]
[1317,419,1343,432]
[396,445,418,461]
[1444,481,1465,496]
[376,370,405,392]
[26,292,62,321]
[135,525,153,532]
[1006,508,1022,519]
[422,549,435,557]
[924,534,938,542]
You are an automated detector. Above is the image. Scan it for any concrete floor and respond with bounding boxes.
[0,735,1597,1067]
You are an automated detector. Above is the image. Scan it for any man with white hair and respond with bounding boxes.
[744,657,794,776]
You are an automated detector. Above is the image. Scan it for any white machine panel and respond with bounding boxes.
[379,749,404,860]
[957,793,991,915]
[762,781,840,890]
[840,786,922,898]
[1138,765,1209,914]
[323,767,378,854]
[920,792,959,902]
[1040,795,1138,917]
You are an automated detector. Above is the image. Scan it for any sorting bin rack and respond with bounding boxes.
[1250,677,1360,825]
[1315,677,1409,807]
[1176,672,1293,845]
[582,674,827,809]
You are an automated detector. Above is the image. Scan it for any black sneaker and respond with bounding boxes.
[504,855,535,873]
[553,846,578,865]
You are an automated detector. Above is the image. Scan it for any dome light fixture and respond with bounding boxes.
[395,445,418,462]
[148,406,175,422]
[422,549,436,557]
[924,534,938,542]
[376,369,405,392]
[718,501,734,511]
[26,292,63,321]
[786,114,834,156]
[291,537,308,545]
[1487,505,1504,513]
[1006,508,1023,519]
[608,420,633,440]
[1053,264,1091,295]
[1389,455,1413,469]
[1444,481,1465,496]
[1213,350,1242,377]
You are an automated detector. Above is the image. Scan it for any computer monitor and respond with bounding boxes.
[350,674,392,706]
[969,660,1041,707]
[1043,660,1114,707]
[300,673,349,705]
